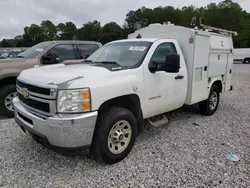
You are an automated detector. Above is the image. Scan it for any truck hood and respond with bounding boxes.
[18,63,113,88]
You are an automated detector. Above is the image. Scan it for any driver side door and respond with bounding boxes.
[143,40,187,118]
[41,44,76,64]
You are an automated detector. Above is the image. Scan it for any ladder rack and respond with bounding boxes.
[199,17,238,36]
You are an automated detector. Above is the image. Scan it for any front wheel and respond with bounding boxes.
[199,85,220,116]
[0,84,17,118]
[93,107,138,164]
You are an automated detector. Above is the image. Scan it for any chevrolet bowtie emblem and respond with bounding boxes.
[22,88,29,99]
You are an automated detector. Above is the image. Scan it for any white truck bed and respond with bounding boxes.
[128,24,234,105]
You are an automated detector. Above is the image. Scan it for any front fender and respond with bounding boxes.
[92,75,144,111]
[0,71,20,81]
[71,69,145,114]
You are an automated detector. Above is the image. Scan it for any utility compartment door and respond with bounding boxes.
[210,35,232,51]
[208,35,232,77]
[208,53,228,77]
[191,34,210,104]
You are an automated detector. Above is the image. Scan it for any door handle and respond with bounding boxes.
[175,75,184,80]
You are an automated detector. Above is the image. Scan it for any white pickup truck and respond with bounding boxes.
[13,22,236,164]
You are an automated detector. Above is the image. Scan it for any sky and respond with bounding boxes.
[0,0,249,40]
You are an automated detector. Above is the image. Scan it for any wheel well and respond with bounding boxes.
[0,77,17,86]
[212,80,223,93]
[243,57,250,62]
[98,94,144,133]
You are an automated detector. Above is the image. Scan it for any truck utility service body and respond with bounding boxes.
[13,23,235,164]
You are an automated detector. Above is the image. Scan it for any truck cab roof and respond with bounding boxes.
[109,38,162,43]
[44,40,102,45]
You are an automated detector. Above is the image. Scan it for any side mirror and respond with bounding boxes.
[42,50,59,64]
[165,54,180,73]
[148,53,180,73]
[84,54,90,59]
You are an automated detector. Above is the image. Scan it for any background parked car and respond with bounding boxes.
[0,50,23,59]
[0,40,102,118]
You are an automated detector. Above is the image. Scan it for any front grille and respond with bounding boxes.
[18,93,50,113]
[18,112,33,125]
[17,80,51,95]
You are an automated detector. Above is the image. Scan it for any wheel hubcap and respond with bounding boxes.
[5,92,17,111]
[209,92,218,110]
[108,120,132,154]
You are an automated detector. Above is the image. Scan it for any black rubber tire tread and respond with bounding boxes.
[0,84,16,118]
[93,107,137,165]
[199,85,220,116]
[243,58,250,64]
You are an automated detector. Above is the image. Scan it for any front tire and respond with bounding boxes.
[199,85,220,116]
[0,84,17,118]
[93,107,138,164]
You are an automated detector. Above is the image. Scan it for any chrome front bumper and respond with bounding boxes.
[13,97,98,151]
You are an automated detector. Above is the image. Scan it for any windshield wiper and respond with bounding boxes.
[82,59,94,63]
[17,55,25,58]
[95,61,123,67]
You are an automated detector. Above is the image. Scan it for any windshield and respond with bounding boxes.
[86,41,152,68]
[21,42,52,59]
[0,52,9,58]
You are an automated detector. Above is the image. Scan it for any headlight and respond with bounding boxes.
[57,88,91,113]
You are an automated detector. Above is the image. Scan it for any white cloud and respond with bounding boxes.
[0,0,249,39]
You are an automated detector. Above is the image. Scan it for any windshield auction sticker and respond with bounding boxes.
[129,46,146,51]
[35,48,44,52]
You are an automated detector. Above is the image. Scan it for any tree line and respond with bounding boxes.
[0,0,249,48]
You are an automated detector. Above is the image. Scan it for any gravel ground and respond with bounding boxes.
[0,64,250,188]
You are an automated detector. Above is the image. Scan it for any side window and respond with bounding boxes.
[50,44,75,63]
[77,44,99,59]
[151,42,177,62]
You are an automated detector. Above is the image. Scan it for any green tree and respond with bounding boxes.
[13,35,24,47]
[57,22,77,40]
[101,22,123,44]
[203,0,249,47]
[41,20,57,41]
[22,24,44,46]
[0,0,250,48]
[22,26,33,47]
[77,20,102,41]
[124,0,250,48]
[0,39,10,47]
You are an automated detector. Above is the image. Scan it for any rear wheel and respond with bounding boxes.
[0,84,17,118]
[93,107,137,164]
[199,85,220,116]
[243,58,250,64]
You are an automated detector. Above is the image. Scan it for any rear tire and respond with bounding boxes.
[199,85,220,116]
[0,84,17,118]
[93,107,137,164]
[243,58,250,64]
